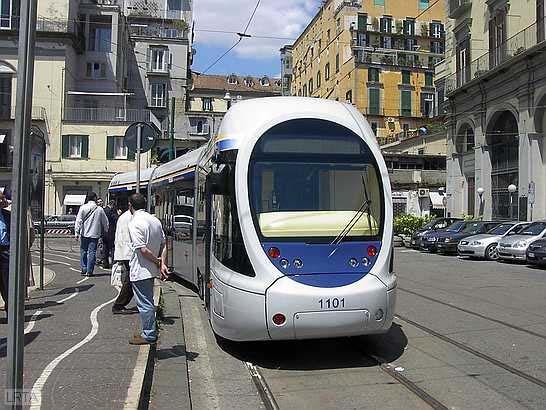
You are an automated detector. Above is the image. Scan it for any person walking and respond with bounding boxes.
[102,200,118,269]
[111,207,137,314]
[0,191,11,312]
[127,193,168,345]
[75,192,108,277]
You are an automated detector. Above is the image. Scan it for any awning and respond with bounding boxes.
[63,194,86,206]
[66,91,135,96]
[429,192,446,209]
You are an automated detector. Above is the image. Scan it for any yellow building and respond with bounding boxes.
[290,0,446,142]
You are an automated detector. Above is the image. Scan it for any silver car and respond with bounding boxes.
[497,221,546,261]
[457,222,529,260]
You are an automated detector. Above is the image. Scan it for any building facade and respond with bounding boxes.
[289,0,446,140]
[444,0,546,221]
[0,0,193,214]
[186,73,281,146]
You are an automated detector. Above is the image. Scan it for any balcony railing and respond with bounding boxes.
[354,48,443,69]
[63,107,158,123]
[129,24,187,40]
[449,0,472,19]
[446,20,546,94]
[0,16,81,33]
[363,108,427,117]
[334,1,362,16]
[189,124,210,136]
[0,106,47,121]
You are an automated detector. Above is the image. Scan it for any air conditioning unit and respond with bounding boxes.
[418,188,429,198]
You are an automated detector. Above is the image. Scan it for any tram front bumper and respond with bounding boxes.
[265,274,395,340]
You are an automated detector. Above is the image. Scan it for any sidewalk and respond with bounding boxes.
[0,263,55,309]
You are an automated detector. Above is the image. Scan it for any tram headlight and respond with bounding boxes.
[293,259,303,269]
[279,258,290,269]
[348,258,359,268]
[361,257,370,266]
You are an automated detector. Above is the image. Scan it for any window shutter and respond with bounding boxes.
[146,47,151,70]
[106,135,114,159]
[369,88,380,115]
[62,135,69,158]
[358,14,367,31]
[127,144,135,161]
[81,135,89,159]
[401,90,411,116]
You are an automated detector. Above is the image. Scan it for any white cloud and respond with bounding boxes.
[194,0,321,59]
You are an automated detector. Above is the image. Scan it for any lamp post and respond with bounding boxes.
[508,184,517,220]
[477,187,484,218]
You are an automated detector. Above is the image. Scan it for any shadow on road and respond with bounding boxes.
[0,331,41,358]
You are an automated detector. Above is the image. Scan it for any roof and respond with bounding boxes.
[191,73,281,95]
[109,167,155,192]
[150,146,206,188]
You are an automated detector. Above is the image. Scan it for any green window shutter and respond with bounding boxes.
[62,135,69,158]
[106,136,114,159]
[402,71,410,84]
[81,135,89,159]
[425,72,433,87]
[335,54,340,72]
[401,90,412,116]
[358,14,367,31]
[368,68,379,82]
[369,88,380,115]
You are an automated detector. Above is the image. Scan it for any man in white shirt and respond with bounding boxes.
[127,193,168,345]
[75,192,109,277]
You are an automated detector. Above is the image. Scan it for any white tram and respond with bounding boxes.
[112,97,397,341]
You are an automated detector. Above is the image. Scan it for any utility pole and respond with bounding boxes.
[170,96,176,160]
[7,0,38,407]
[136,123,142,194]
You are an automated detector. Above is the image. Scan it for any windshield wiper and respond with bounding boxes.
[329,175,373,257]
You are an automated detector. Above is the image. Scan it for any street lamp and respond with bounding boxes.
[477,187,484,218]
[508,184,517,220]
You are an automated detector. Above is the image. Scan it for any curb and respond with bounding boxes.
[124,280,162,410]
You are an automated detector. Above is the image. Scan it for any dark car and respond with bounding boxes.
[410,217,462,249]
[436,221,500,254]
[420,220,467,252]
[526,238,546,266]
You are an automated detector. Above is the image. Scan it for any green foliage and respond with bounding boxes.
[394,214,434,236]
[461,214,475,221]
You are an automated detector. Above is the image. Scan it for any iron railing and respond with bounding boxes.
[129,24,187,40]
[354,48,443,69]
[0,106,47,121]
[363,108,429,118]
[449,0,472,19]
[446,20,546,94]
[63,107,157,123]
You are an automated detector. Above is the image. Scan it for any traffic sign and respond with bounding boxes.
[124,122,158,154]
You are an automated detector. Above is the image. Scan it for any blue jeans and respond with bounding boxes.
[132,278,156,342]
[80,237,98,275]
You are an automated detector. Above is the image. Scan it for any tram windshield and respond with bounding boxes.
[249,119,383,241]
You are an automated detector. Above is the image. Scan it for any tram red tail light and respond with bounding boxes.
[367,245,378,257]
[268,247,281,259]
[272,313,286,326]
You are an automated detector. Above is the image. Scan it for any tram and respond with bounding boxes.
[112,97,396,341]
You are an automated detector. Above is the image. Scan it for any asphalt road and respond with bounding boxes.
[172,248,546,409]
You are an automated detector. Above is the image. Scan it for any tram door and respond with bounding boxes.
[172,188,195,284]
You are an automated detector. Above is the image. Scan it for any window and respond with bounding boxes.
[405,37,416,51]
[456,39,471,85]
[345,90,352,103]
[358,14,367,31]
[327,29,331,41]
[150,47,169,71]
[404,19,415,36]
[369,88,380,115]
[368,67,380,82]
[402,70,410,84]
[260,76,270,86]
[425,72,433,87]
[107,136,133,160]
[380,17,392,33]
[403,123,410,138]
[430,21,443,38]
[0,75,11,119]
[308,78,314,94]
[374,0,385,5]
[88,15,112,52]
[489,10,507,67]
[325,62,330,80]
[202,97,213,111]
[381,35,392,48]
[1,0,12,29]
[0,130,11,167]
[401,90,412,116]
[335,54,340,73]
[62,135,88,159]
[538,0,545,42]
[85,62,106,79]
[316,71,321,88]
[371,122,378,136]
[419,0,429,10]
[430,40,444,54]
[150,83,167,107]
[303,84,307,97]
[227,74,238,84]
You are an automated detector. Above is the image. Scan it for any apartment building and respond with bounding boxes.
[280,45,293,96]
[289,0,446,142]
[186,73,281,146]
[0,0,193,214]
[444,0,546,221]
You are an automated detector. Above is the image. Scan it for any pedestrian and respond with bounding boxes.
[95,197,105,266]
[102,200,118,269]
[111,207,137,314]
[0,191,11,312]
[75,192,108,277]
[127,193,168,345]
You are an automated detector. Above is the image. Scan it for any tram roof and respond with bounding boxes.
[214,96,367,152]
[109,167,155,192]
[150,146,206,188]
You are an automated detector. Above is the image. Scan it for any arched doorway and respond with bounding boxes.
[487,111,519,220]
[455,123,476,215]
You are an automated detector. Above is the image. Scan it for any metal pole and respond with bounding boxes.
[136,124,142,194]
[39,141,45,290]
[170,97,175,160]
[7,0,38,406]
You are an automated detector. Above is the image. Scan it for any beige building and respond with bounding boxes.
[288,0,446,140]
[443,0,546,220]
[0,0,193,214]
[186,73,281,147]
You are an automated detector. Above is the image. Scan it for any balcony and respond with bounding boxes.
[0,106,47,121]
[63,107,158,123]
[334,1,362,16]
[445,20,546,95]
[354,48,443,69]
[449,0,472,19]
[129,23,188,40]
[363,108,426,118]
[189,123,210,137]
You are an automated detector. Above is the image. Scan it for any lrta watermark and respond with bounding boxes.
[4,389,38,406]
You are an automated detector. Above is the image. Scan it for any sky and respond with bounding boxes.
[192,0,321,78]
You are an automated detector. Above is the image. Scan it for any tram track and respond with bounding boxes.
[398,287,546,340]
[245,362,280,410]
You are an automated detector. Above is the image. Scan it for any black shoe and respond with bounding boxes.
[86,272,94,277]
[113,307,138,315]
[81,269,86,276]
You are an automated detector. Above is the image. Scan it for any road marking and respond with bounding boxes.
[56,289,79,304]
[44,251,80,263]
[76,277,89,284]
[0,310,44,351]
[123,343,151,409]
[42,257,72,267]
[30,292,119,409]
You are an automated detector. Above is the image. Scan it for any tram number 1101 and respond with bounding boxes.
[319,298,345,309]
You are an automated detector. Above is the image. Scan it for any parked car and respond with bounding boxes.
[497,221,546,262]
[420,220,467,252]
[34,215,76,234]
[436,221,499,254]
[526,237,546,267]
[457,222,530,260]
[409,217,462,249]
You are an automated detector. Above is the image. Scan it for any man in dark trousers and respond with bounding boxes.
[102,200,118,269]
[0,191,11,312]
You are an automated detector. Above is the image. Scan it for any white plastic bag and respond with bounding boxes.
[111,262,124,287]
